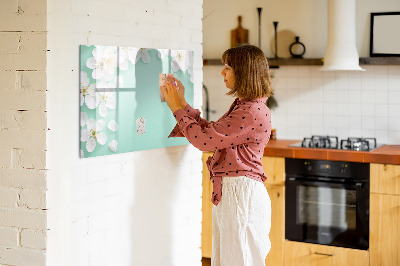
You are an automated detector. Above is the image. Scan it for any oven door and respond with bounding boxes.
[285,177,369,250]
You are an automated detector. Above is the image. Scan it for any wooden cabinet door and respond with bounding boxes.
[370,193,400,266]
[202,152,213,258]
[370,163,400,195]
[262,156,285,186]
[284,241,369,266]
[264,184,284,266]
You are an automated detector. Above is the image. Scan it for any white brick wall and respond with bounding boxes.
[46,1,203,266]
[0,0,48,265]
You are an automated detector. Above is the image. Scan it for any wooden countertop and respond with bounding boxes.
[263,139,400,165]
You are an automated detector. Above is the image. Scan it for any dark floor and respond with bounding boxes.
[202,257,211,266]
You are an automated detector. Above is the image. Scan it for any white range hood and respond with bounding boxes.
[320,0,365,71]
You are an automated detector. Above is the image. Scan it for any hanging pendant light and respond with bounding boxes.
[320,0,365,71]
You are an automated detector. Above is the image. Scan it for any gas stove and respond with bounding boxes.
[289,135,381,151]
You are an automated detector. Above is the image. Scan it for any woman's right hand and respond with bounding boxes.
[168,76,187,108]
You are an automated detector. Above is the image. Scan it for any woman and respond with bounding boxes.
[161,44,273,266]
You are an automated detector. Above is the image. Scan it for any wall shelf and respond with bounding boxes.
[359,57,400,65]
[203,57,400,67]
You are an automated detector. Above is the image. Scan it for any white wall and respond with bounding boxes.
[46,0,203,265]
[203,0,400,58]
[203,0,400,145]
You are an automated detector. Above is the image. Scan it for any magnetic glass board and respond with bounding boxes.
[79,45,194,158]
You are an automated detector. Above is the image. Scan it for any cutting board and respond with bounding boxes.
[231,16,249,48]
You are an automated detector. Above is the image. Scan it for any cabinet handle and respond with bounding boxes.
[314,252,335,257]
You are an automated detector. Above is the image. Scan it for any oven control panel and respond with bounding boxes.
[286,158,369,180]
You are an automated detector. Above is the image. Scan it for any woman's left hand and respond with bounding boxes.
[160,78,184,113]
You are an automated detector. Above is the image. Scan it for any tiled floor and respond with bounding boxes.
[202,257,211,266]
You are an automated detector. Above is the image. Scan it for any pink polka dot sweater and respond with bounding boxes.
[169,97,271,206]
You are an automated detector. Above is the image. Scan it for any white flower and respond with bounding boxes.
[80,72,96,109]
[171,50,192,72]
[81,118,107,152]
[86,46,118,88]
[119,47,140,70]
[96,92,116,117]
[135,48,151,64]
[158,49,169,59]
[108,139,118,152]
[80,112,88,127]
[107,120,118,132]
[80,150,84,158]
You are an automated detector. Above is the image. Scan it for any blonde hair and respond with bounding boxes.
[221,44,273,99]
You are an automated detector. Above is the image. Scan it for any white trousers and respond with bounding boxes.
[212,176,271,266]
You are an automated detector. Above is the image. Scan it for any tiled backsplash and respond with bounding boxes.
[203,65,400,145]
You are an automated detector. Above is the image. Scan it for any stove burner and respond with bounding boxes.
[340,137,377,151]
[301,135,339,149]
[295,136,378,151]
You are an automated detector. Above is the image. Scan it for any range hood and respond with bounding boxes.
[320,0,365,71]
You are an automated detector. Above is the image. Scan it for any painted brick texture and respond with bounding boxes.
[46,0,204,265]
[0,0,47,265]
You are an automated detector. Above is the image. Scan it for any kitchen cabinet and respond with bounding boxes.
[284,241,369,266]
[201,154,286,266]
[370,163,400,195]
[201,152,213,258]
[261,156,285,266]
[370,163,400,266]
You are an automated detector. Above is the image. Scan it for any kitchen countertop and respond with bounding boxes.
[263,139,400,165]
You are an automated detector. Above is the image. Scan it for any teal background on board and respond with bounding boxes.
[80,45,193,158]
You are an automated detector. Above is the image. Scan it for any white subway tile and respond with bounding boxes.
[374,90,388,104]
[388,131,400,144]
[374,77,388,91]
[388,65,400,76]
[323,103,336,116]
[388,104,400,117]
[349,128,362,137]
[361,129,375,138]
[336,103,349,116]
[361,116,375,130]
[388,75,400,91]
[388,91,400,105]
[375,130,389,144]
[323,87,336,103]
[285,66,298,77]
[375,104,389,117]
[322,70,335,78]
[310,77,324,90]
[323,115,336,129]
[361,90,374,104]
[388,117,400,131]
[348,90,362,103]
[361,104,375,117]
[348,116,362,129]
[335,73,349,90]
[336,129,349,140]
[298,77,311,89]
[298,67,311,78]
[286,77,299,89]
[336,115,348,128]
[374,65,388,77]
[374,117,389,130]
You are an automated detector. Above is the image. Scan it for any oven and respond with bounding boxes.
[285,158,370,250]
